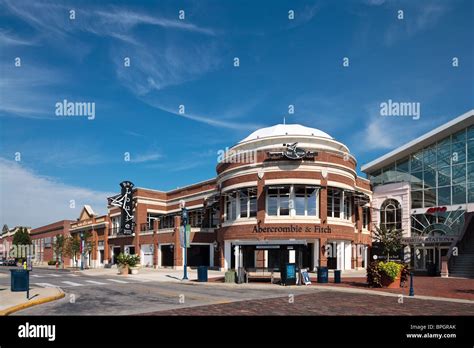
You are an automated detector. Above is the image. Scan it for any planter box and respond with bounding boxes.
[118,266,128,275]
[381,273,401,288]
[129,267,139,275]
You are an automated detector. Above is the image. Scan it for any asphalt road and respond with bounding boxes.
[0,267,315,315]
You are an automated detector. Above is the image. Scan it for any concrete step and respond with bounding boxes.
[450,274,474,279]
[451,262,474,266]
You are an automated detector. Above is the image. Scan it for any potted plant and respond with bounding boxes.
[128,255,141,274]
[116,253,130,275]
[379,261,403,288]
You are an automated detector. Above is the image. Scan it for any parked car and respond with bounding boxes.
[5,259,17,266]
[0,258,5,266]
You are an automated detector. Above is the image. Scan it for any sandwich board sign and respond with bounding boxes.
[300,268,311,285]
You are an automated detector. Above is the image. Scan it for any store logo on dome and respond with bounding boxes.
[268,142,317,160]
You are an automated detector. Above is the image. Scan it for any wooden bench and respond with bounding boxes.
[245,268,281,284]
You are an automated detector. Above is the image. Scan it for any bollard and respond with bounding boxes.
[409,272,414,297]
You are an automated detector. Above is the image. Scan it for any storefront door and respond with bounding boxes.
[414,247,435,270]
[414,247,425,270]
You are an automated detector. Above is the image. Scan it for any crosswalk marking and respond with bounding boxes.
[85,280,107,285]
[33,282,58,288]
[133,278,152,282]
[68,273,79,277]
[31,274,46,278]
[47,274,61,277]
[106,278,129,284]
[61,281,83,287]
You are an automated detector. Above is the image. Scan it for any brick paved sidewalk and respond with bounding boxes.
[311,276,474,301]
[209,275,474,301]
[146,290,474,316]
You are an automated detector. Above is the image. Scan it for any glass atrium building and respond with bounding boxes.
[362,109,474,276]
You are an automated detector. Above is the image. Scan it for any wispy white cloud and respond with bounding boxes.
[1,0,215,43]
[0,29,36,46]
[0,63,63,118]
[351,103,450,153]
[384,2,450,46]
[0,158,113,228]
[113,40,222,95]
[364,0,386,6]
[94,9,216,36]
[287,2,321,29]
[1,0,263,131]
[143,100,263,131]
[130,152,162,163]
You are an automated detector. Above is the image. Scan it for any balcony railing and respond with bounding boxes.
[140,223,152,232]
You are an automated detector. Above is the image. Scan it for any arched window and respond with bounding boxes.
[380,199,402,230]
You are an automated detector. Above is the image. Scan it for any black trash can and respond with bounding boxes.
[334,270,341,283]
[197,266,208,282]
[11,269,29,291]
[317,267,328,283]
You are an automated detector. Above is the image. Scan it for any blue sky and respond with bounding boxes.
[0,0,473,227]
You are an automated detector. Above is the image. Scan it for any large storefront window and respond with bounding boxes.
[368,126,474,206]
[266,185,320,217]
[159,214,176,229]
[188,210,203,227]
[266,186,290,216]
[411,210,465,236]
[239,188,257,218]
[224,188,257,221]
[343,193,352,220]
[362,206,370,229]
[294,185,318,216]
[380,199,401,230]
[225,192,237,221]
[327,188,341,218]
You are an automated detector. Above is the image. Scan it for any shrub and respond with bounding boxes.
[47,260,60,266]
[128,254,140,267]
[379,261,403,281]
[367,261,383,288]
[116,253,140,267]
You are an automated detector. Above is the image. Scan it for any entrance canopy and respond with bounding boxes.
[232,239,307,246]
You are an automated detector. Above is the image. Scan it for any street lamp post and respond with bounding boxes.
[409,271,415,296]
[181,201,188,280]
[80,232,84,271]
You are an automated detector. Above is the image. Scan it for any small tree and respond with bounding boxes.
[12,227,31,261]
[64,236,81,267]
[52,234,66,269]
[372,225,403,260]
[12,227,31,245]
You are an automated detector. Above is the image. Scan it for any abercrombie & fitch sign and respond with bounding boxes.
[253,224,331,234]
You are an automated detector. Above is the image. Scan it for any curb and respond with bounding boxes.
[0,289,66,316]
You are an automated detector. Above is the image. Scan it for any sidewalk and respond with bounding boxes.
[76,266,227,282]
[0,286,65,315]
[309,275,474,301]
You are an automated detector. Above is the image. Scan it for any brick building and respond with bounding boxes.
[30,220,74,266]
[103,123,373,271]
[8,123,373,271]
